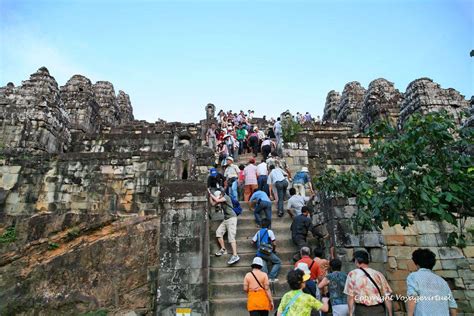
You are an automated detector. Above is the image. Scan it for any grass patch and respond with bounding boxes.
[66,227,81,241]
[0,226,17,244]
[48,242,60,250]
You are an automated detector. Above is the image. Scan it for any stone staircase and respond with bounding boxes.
[209,200,297,315]
[208,152,306,315]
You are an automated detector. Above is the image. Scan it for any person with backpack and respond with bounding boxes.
[208,189,240,265]
[249,189,273,228]
[344,250,392,316]
[277,269,329,316]
[244,257,274,316]
[251,218,281,283]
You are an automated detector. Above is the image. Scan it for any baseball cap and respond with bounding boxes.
[226,156,234,162]
[209,168,218,177]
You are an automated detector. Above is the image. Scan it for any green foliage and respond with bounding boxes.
[315,111,474,247]
[282,119,303,142]
[0,226,17,243]
[48,242,60,250]
[66,227,81,241]
[80,309,108,316]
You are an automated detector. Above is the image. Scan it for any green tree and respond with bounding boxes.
[315,111,474,247]
[282,119,303,142]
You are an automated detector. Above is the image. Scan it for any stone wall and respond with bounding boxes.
[157,181,209,316]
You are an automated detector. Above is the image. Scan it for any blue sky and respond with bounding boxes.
[1,0,472,122]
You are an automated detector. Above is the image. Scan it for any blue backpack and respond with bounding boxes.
[230,197,242,216]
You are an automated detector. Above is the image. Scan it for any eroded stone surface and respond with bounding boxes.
[399,78,469,126]
[322,90,341,122]
[336,81,366,124]
[0,67,71,153]
[60,75,100,134]
[358,78,403,132]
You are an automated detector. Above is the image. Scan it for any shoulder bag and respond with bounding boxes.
[359,268,386,310]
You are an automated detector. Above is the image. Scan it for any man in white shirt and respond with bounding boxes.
[267,165,288,217]
[256,159,269,196]
[287,187,314,218]
[273,118,283,149]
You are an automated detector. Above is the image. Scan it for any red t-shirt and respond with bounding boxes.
[295,256,321,281]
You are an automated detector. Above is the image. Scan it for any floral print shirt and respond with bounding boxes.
[343,267,392,306]
[277,290,323,316]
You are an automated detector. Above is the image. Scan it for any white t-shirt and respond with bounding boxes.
[287,195,310,216]
[267,167,286,185]
[252,229,276,242]
[256,162,268,176]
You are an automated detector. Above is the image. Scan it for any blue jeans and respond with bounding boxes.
[275,179,288,213]
[257,175,269,195]
[254,200,272,228]
[226,178,238,201]
[259,252,281,279]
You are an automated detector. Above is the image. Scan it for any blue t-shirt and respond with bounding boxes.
[293,171,310,184]
[249,190,271,203]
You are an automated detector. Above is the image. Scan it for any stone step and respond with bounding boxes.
[210,265,294,283]
[209,297,285,316]
[210,251,295,268]
[210,238,298,254]
[209,217,292,230]
[210,281,290,299]
[209,298,253,316]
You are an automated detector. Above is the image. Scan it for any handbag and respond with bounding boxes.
[258,229,273,255]
[247,272,271,311]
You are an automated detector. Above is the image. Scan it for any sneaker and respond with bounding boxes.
[277,211,284,217]
[215,248,227,256]
[227,255,240,265]
[269,278,279,283]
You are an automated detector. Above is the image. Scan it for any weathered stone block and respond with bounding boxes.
[388,257,397,269]
[370,247,388,263]
[415,221,440,234]
[386,269,410,281]
[437,270,459,278]
[417,234,439,247]
[388,246,415,259]
[439,247,465,260]
[384,235,405,246]
[463,246,474,258]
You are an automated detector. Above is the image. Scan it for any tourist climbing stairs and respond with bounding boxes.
[208,153,299,315]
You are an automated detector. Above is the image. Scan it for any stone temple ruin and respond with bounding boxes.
[0,67,473,315]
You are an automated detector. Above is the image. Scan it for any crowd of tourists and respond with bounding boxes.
[205,109,457,316]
